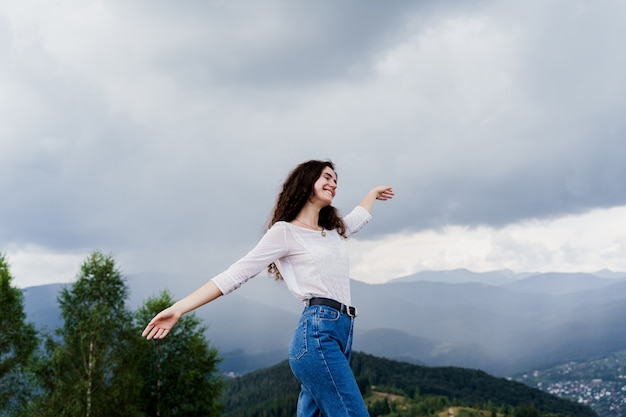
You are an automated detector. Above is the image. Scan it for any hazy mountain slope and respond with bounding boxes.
[504,272,621,295]
[354,327,495,370]
[22,283,65,331]
[22,270,626,376]
[196,294,299,353]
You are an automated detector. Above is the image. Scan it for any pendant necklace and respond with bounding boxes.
[294,219,326,237]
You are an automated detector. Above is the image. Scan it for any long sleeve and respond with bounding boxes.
[343,205,372,237]
[212,224,289,295]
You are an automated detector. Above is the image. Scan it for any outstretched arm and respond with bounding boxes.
[142,280,223,340]
[141,223,289,340]
[359,185,394,213]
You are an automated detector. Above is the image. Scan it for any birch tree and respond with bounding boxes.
[35,251,142,417]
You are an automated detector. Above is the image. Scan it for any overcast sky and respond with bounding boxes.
[2,0,626,288]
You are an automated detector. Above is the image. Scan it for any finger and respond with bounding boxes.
[154,327,170,339]
[145,326,158,340]
[141,324,154,338]
[148,325,164,340]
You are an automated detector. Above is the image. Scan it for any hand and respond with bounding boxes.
[359,186,394,212]
[373,186,394,201]
[141,307,182,340]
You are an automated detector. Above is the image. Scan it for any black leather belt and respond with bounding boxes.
[307,297,358,318]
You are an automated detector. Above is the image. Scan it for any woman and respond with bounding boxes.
[142,160,394,417]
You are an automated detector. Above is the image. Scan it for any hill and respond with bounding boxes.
[221,352,598,417]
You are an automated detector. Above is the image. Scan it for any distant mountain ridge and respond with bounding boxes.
[390,268,626,293]
[22,269,626,376]
[389,268,531,285]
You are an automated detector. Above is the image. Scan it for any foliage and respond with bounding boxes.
[351,352,597,417]
[6,252,225,417]
[27,251,143,417]
[0,253,38,416]
[134,290,225,417]
[222,358,300,417]
[221,352,598,417]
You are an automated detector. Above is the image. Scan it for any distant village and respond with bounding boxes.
[514,353,626,417]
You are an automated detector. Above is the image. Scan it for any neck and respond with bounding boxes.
[296,203,321,226]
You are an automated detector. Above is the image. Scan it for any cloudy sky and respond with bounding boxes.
[2,0,626,288]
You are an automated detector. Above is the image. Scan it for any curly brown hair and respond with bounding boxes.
[267,160,346,279]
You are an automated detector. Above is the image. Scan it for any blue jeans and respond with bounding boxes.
[288,304,369,417]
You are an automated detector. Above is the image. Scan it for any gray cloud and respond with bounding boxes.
[2,0,626,279]
[151,1,432,89]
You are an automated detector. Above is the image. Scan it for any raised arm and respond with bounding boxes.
[359,185,394,213]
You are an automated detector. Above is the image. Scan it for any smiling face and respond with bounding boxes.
[311,166,337,206]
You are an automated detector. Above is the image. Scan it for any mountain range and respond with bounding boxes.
[22,268,626,376]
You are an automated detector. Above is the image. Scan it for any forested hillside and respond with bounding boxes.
[222,352,597,417]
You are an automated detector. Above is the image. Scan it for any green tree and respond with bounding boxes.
[516,404,540,417]
[134,290,224,417]
[33,251,142,417]
[0,253,38,416]
[368,398,390,417]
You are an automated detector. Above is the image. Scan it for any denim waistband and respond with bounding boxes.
[306,297,358,317]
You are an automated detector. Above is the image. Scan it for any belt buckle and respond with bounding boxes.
[346,305,357,318]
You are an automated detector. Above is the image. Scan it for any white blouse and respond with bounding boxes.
[212,205,372,306]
